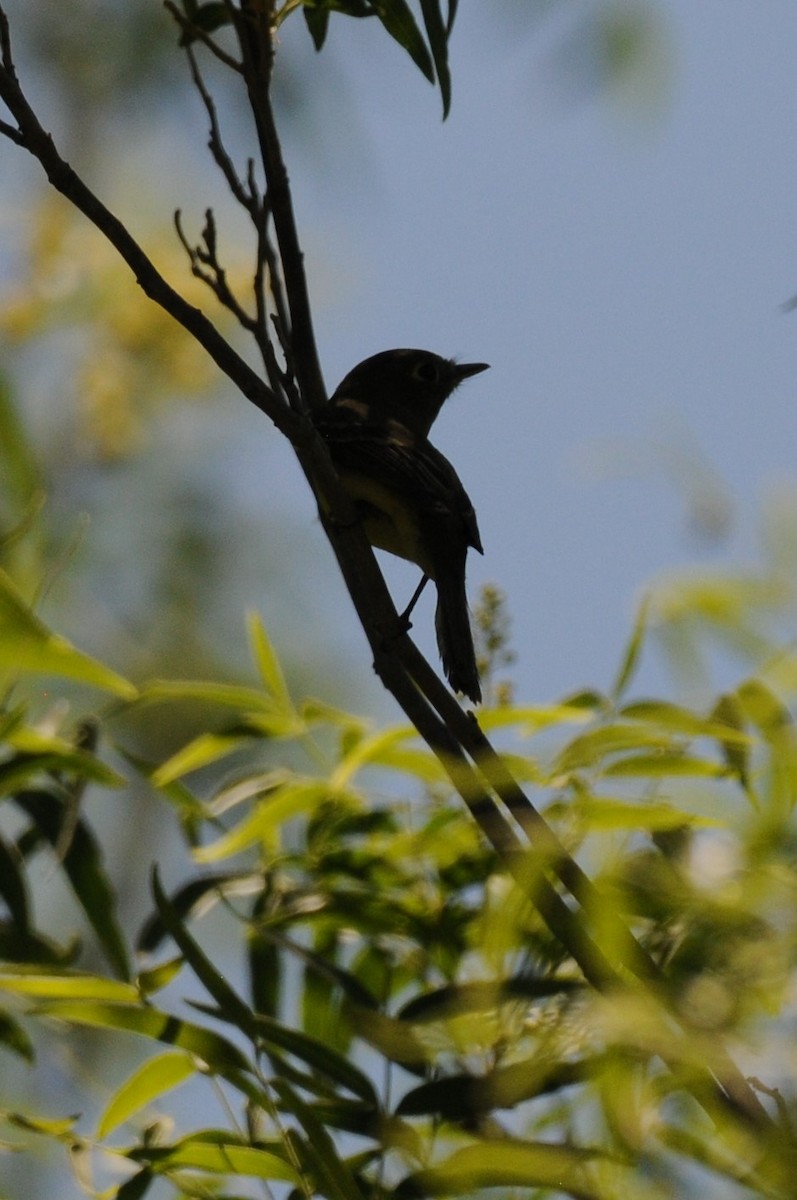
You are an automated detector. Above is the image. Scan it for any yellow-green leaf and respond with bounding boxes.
[32,1000,250,1074]
[138,1131,299,1182]
[0,567,135,697]
[194,779,330,862]
[404,1138,605,1195]
[248,611,293,711]
[0,972,139,1002]
[151,733,249,786]
[98,1050,197,1137]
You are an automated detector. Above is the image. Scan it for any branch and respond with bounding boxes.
[232,3,326,411]
[0,0,775,1142]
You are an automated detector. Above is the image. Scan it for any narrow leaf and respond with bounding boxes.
[15,790,131,979]
[151,868,256,1037]
[0,970,138,1002]
[304,5,330,50]
[611,595,650,700]
[138,872,244,953]
[151,733,250,786]
[0,567,135,696]
[0,1009,34,1062]
[248,611,293,712]
[116,1168,155,1200]
[254,1012,378,1104]
[32,999,251,1074]
[419,0,451,116]
[194,779,329,862]
[371,0,434,82]
[134,1131,299,1183]
[395,1139,607,1198]
[98,1050,197,1137]
[273,1080,360,1200]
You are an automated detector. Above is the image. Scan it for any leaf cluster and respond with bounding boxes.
[0,580,796,1197]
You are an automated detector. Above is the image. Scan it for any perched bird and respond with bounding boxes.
[315,348,489,703]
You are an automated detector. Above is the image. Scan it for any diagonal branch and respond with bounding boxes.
[0,0,777,1142]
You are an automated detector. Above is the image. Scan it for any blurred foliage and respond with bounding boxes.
[2,532,797,1195]
[3,2,792,1199]
[1,195,230,463]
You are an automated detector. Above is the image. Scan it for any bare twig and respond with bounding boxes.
[174,207,259,333]
[0,0,778,1143]
[184,41,252,210]
[232,6,326,412]
[163,0,243,73]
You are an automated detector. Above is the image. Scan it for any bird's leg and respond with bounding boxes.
[398,574,430,632]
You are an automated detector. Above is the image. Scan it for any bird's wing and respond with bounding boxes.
[316,408,483,554]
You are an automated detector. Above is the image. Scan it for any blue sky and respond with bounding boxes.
[219,1,797,708]
[6,1,797,711]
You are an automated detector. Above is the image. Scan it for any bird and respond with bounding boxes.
[314,348,489,703]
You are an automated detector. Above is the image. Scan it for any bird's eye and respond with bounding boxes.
[413,359,440,384]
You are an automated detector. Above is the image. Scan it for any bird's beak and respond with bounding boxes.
[454,361,490,380]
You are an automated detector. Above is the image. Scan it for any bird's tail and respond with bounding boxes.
[435,571,481,704]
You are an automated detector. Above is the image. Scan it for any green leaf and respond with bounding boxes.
[0,744,123,794]
[477,702,593,735]
[137,679,279,711]
[329,726,417,790]
[0,375,41,504]
[554,723,674,773]
[736,679,791,738]
[15,790,132,980]
[712,692,752,795]
[398,1056,598,1118]
[603,753,725,779]
[619,699,751,743]
[371,0,434,83]
[98,1050,197,1137]
[345,1005,431,1069]
[0,1009,34,1062]
[0,831,29,932]
[397,976,581,1022]
[0,567,135,696]
[395,1139,607,1197]
[116,1168,155,1200]
[194,778,330,861]
[138,872,246,953]
[136,957,184,996]
[567,797,717,831]
[254,1012,378,1104]
[248,612,295,713]
[273,1080,360,1200]
[151,732,251,786]
[0,970,139,1002]
[303,3,330,50]
[133,1130,299,1183]
[611,595,650,700]
[151,869,256,1037]
[31,999,251,1074]
[6,1110,80,1138]
[178,1,232,46]
[419,0,451,116]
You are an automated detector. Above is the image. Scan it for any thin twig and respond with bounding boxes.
[0,19,292,439]
[163,0,243,73]
[0,0,778,1144]
[184,41,252,211]
[233,7,326,411]
[174,207,259,332]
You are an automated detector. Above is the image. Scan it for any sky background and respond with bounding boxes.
[4,4,797,1196]
[219,0,797,711]
[6,1,797,715]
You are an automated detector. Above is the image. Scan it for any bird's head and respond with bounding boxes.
[330,348,489,437]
